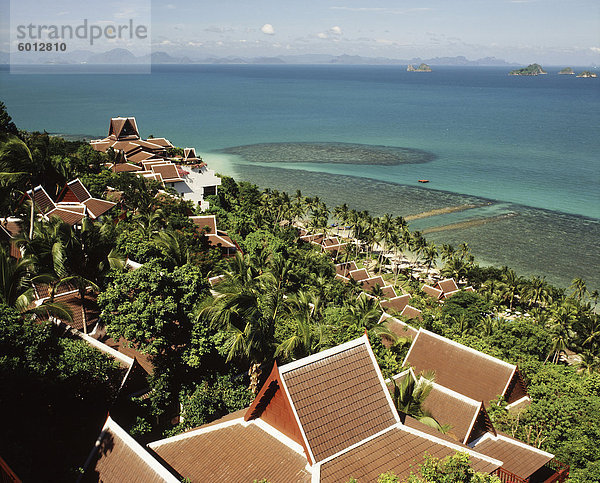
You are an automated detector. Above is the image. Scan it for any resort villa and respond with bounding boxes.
[78,334,568,482]
[91,117,221,210]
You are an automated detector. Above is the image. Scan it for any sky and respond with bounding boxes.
[1,0,599,64]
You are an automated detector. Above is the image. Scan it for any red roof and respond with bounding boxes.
[422,284,443,299]
[380,294,411,314]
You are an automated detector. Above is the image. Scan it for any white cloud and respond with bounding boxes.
[590,47,600,53]
[261,24,275,35]
[317,32,328,39]
[330,26,342,36]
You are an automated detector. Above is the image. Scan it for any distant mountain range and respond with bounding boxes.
[1,48,518,66]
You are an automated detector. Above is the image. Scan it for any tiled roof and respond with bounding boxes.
[65,179,92,202]
[348,268,369,282]
[207,233,236,249]
[108,117,140,140]
[45,208,85,226]
[380,294,411,314]
[82,416,178,483]
[473,433,554,480]
[379,313,419,340]
[84,198,117,218]
[279,337,399,462]
[126,150,156,163]
[380,285,397,299]
[422,284,443,299]
[52,290,99,332]
[183,147,199,161]
[318,425,501,482]
[322,237,340,247]
[150,420,311,483]
[145,137,173,148]
[400,305,423,320]
[0,218,22,237]
[189,215,217,234]
[420,381,487,444]
[33,282,76,300]
[150,163,183,182]
[404,329,517,405]
[26,185,55,213]
[360,276,386,292]
[437,278,459,294]
[112,162,142,172]
[335,261,358,277]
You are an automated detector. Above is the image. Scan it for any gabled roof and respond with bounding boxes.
[472,433,554,480]
[25,185,56,213]
[148,417,311,483]
[335,261,358,277]
[419,379,496,445]
[0,217,22,238]
[380,294,411,314]
[58,179,92,202]
[81,416,178,483]
[45,207,86,226]
[437,278,459,294]
[245,336,399,464]
[150,163,183,183]
[348,268,369,282]
[126,150,156,164]
[422,284,443,299]
[183,147,200,161]
[51,289,99,332]
[400,304,422,320]
[380,285,397,299]
[83,198,117,219]
[317,424,501,482]
[145,137,173,148]
[275,336,399,463]
[189,215,217,234]
[360,275,386,293]
[108,117,140,140]
[379,313,419,340]
[404,329,525,406]
[111,162,142,173]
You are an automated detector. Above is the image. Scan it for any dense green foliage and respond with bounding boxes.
[509,63,547,75]
[0,103,598,479]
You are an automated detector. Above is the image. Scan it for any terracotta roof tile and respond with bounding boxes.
[422,284,443,299]
[126,150,156,163]
[360,276,386,292]
[404,329,516,405]
[151,421,311,483]
[381,294,411,314]
[437,278,459,294]
[145,137,173,148]
[83,198,117,218]
[150,164,183,182]
[379,313,419,341]
[82,416,178,483]
[0,218,22,237]
[27,186,55,213]
[45,208,85,225]
[65,179,92,202]
[280,340,398,462]
[319,426,501,482]
[473,433,554,479]
[335,261,358,277]
[52,290,99,332]
[112,162,142,172]
[348,268,369,282]
[400,305,423,320]
[189,215,217,234]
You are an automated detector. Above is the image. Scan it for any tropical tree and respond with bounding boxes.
[391,371,449,433]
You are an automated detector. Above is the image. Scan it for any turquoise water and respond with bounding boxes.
[0,64,598,288]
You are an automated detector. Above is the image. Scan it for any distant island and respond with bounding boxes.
[509,63,547,76]
[407,63,432,72]
[576,70,598,78]
[558,67,575,75]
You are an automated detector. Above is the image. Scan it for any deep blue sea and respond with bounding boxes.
[1,64,598,289]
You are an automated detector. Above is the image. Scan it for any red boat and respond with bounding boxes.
[418,179,429,183]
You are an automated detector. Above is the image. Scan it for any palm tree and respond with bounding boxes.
[0,133,37,238]
[391,371,449,433]
[577,350,600,375]
[341,293,382,332]
[523,276,551,309]
[500,268,522,310]
[154,230,192,267]
[569,277,588,303]
[0,248,72,321]
[276,291,327,361]
[422,242,439,277]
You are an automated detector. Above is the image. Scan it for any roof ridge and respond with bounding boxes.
[278,335,368,374]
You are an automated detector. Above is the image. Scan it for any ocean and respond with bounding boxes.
[1,64,598,289]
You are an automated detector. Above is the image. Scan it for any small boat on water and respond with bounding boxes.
[418,179,429,183]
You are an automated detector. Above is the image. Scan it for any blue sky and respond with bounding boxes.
[2,0,599,64]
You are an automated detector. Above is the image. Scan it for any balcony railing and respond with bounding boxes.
[492,458,569,483]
